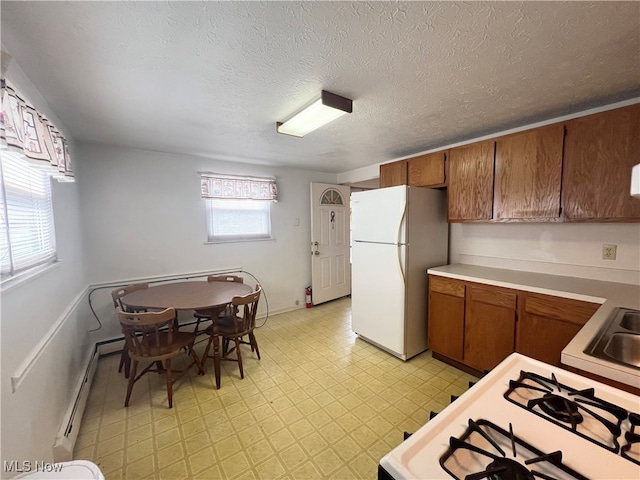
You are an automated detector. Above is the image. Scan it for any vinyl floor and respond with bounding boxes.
[74,297,478,479]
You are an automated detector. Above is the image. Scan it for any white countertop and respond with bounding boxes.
[427,264,640,389]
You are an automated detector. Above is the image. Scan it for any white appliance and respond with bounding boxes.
[379,353,640,479]
[632,163,640,198]
[14,461,105,479]
[350,185,448,360]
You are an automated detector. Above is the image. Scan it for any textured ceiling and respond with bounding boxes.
[2,1,639,174]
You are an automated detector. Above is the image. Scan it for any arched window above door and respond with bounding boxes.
[320,188,344,205]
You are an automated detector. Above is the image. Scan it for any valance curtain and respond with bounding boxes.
[200,173,278,202]
[0,78,74,181]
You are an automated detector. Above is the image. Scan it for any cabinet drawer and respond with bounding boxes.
[523,293,600,326]
[468,285,517,309]
[429,276,465,298]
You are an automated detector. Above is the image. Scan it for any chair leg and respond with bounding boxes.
[213,334,221,389]
[125,360,138,407]
[119,348,131,378]
[235,338,244,379]
[249,332,261,360]
[165,358,173,408]
[202,336,213,368]
[190,345,204,375]
[244,334,254,352]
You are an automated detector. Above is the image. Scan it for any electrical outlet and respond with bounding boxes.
[602,244,617,260]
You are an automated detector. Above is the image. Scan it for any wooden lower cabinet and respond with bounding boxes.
[516,292,600,367]
[428,276,465,361]
[428,276,601,373]
[463,284,517,372]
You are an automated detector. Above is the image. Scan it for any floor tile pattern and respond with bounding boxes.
[75,298,478,479]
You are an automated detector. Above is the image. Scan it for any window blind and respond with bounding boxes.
[0,150,56,276]
[206,198,272,243]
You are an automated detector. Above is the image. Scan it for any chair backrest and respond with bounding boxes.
[208,274,244,284]
[111,283,149,309]
[229,285,261,334]
[117,307,177,357]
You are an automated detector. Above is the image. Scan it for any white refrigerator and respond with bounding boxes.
[350,185,448,360]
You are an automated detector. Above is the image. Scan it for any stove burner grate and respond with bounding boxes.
[621,413,640,466]
[505,370,627,454]
[439,419,588,480]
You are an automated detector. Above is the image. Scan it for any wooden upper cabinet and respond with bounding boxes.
[408,151,447,188]
[380,160,407,188]
[562,104,640,221]
[448,141,495,222]
[494,124,564,221]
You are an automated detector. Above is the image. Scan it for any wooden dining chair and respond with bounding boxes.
[202,285,262,386]
[193,274,244,335]
[117,307,204,408]
[111,283,149,378]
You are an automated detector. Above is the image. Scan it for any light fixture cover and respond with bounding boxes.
[277,90,352,137]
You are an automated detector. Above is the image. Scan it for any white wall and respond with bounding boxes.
[449,223,640,284]
[1,59,90,469]
[76,143,337,341]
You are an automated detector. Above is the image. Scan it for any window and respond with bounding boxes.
[0,150,57,278]
[320,188,344,205]
[206,198,272,243]
[200,173,278,244]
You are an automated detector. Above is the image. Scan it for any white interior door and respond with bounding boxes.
[310,182,351,305]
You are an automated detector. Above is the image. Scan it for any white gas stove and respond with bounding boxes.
[379,353,640,480]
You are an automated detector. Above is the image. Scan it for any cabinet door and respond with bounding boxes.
[563,104,640,221]
[448,141,495,222]
[408,151,446,187]
[494,124,564,220]
[464,284,517,372]
[516,292,600,366]
[428,276,465,361]
[380,161,407,188]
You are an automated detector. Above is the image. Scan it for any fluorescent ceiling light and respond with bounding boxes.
[276,90,353,138]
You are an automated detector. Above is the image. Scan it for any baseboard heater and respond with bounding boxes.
[52,347,100,462]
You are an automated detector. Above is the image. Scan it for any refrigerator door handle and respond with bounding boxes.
[397,244,405,283]
[396,205,407,283]
[396,202,407,246]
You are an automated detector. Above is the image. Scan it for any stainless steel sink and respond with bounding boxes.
[584,307,640,369]
[603,333,640,368]
[619,311,640,333]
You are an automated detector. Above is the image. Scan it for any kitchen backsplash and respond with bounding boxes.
[449,222,640,285]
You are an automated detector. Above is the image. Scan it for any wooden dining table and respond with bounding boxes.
[121,280,253,389]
